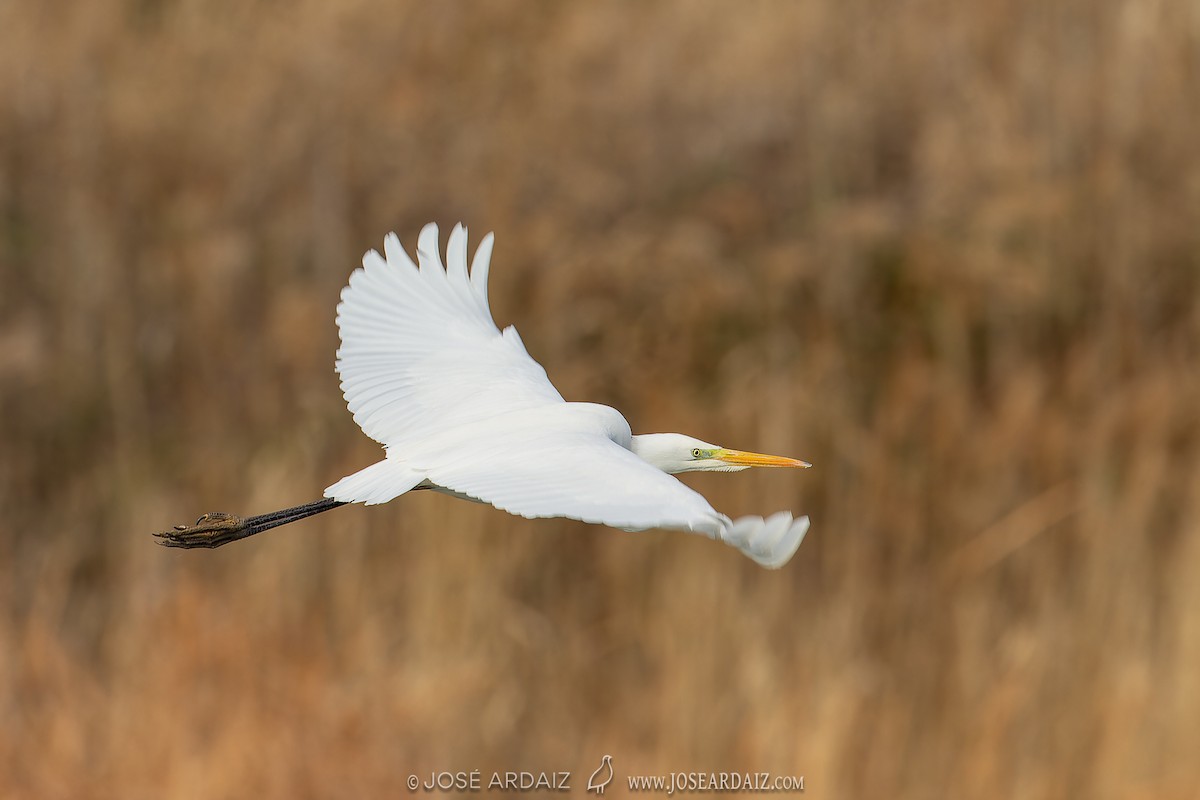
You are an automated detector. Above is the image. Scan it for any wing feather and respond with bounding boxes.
[469,232,494,306]
[336,223,563,449]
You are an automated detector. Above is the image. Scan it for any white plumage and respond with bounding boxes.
[323,223,811,568]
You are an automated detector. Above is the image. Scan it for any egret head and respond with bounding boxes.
[631,433,811,475]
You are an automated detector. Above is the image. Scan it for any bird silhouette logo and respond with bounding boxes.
[586,754,614,794]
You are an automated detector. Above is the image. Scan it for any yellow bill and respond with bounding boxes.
[716,448,812,469]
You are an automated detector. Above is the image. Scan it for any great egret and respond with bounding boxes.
[155,224,812,567]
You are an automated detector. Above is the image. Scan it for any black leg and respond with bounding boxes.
[153,498,347,549]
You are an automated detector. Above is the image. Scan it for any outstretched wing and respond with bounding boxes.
[399,418,809,569]
[334,223,564,450]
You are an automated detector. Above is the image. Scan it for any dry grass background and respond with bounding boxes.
[2,0,1199,797]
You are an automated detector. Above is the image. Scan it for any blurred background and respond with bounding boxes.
[2,1,1199,797]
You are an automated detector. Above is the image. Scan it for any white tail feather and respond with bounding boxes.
[324,459,425,506]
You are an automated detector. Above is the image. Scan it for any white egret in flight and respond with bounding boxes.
[155,224,812,567]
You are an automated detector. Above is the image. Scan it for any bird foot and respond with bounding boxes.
[153,512,250,549]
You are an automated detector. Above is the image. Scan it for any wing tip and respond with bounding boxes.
[723,513,810,569]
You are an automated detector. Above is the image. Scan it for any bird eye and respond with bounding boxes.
[691,448,703,458]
